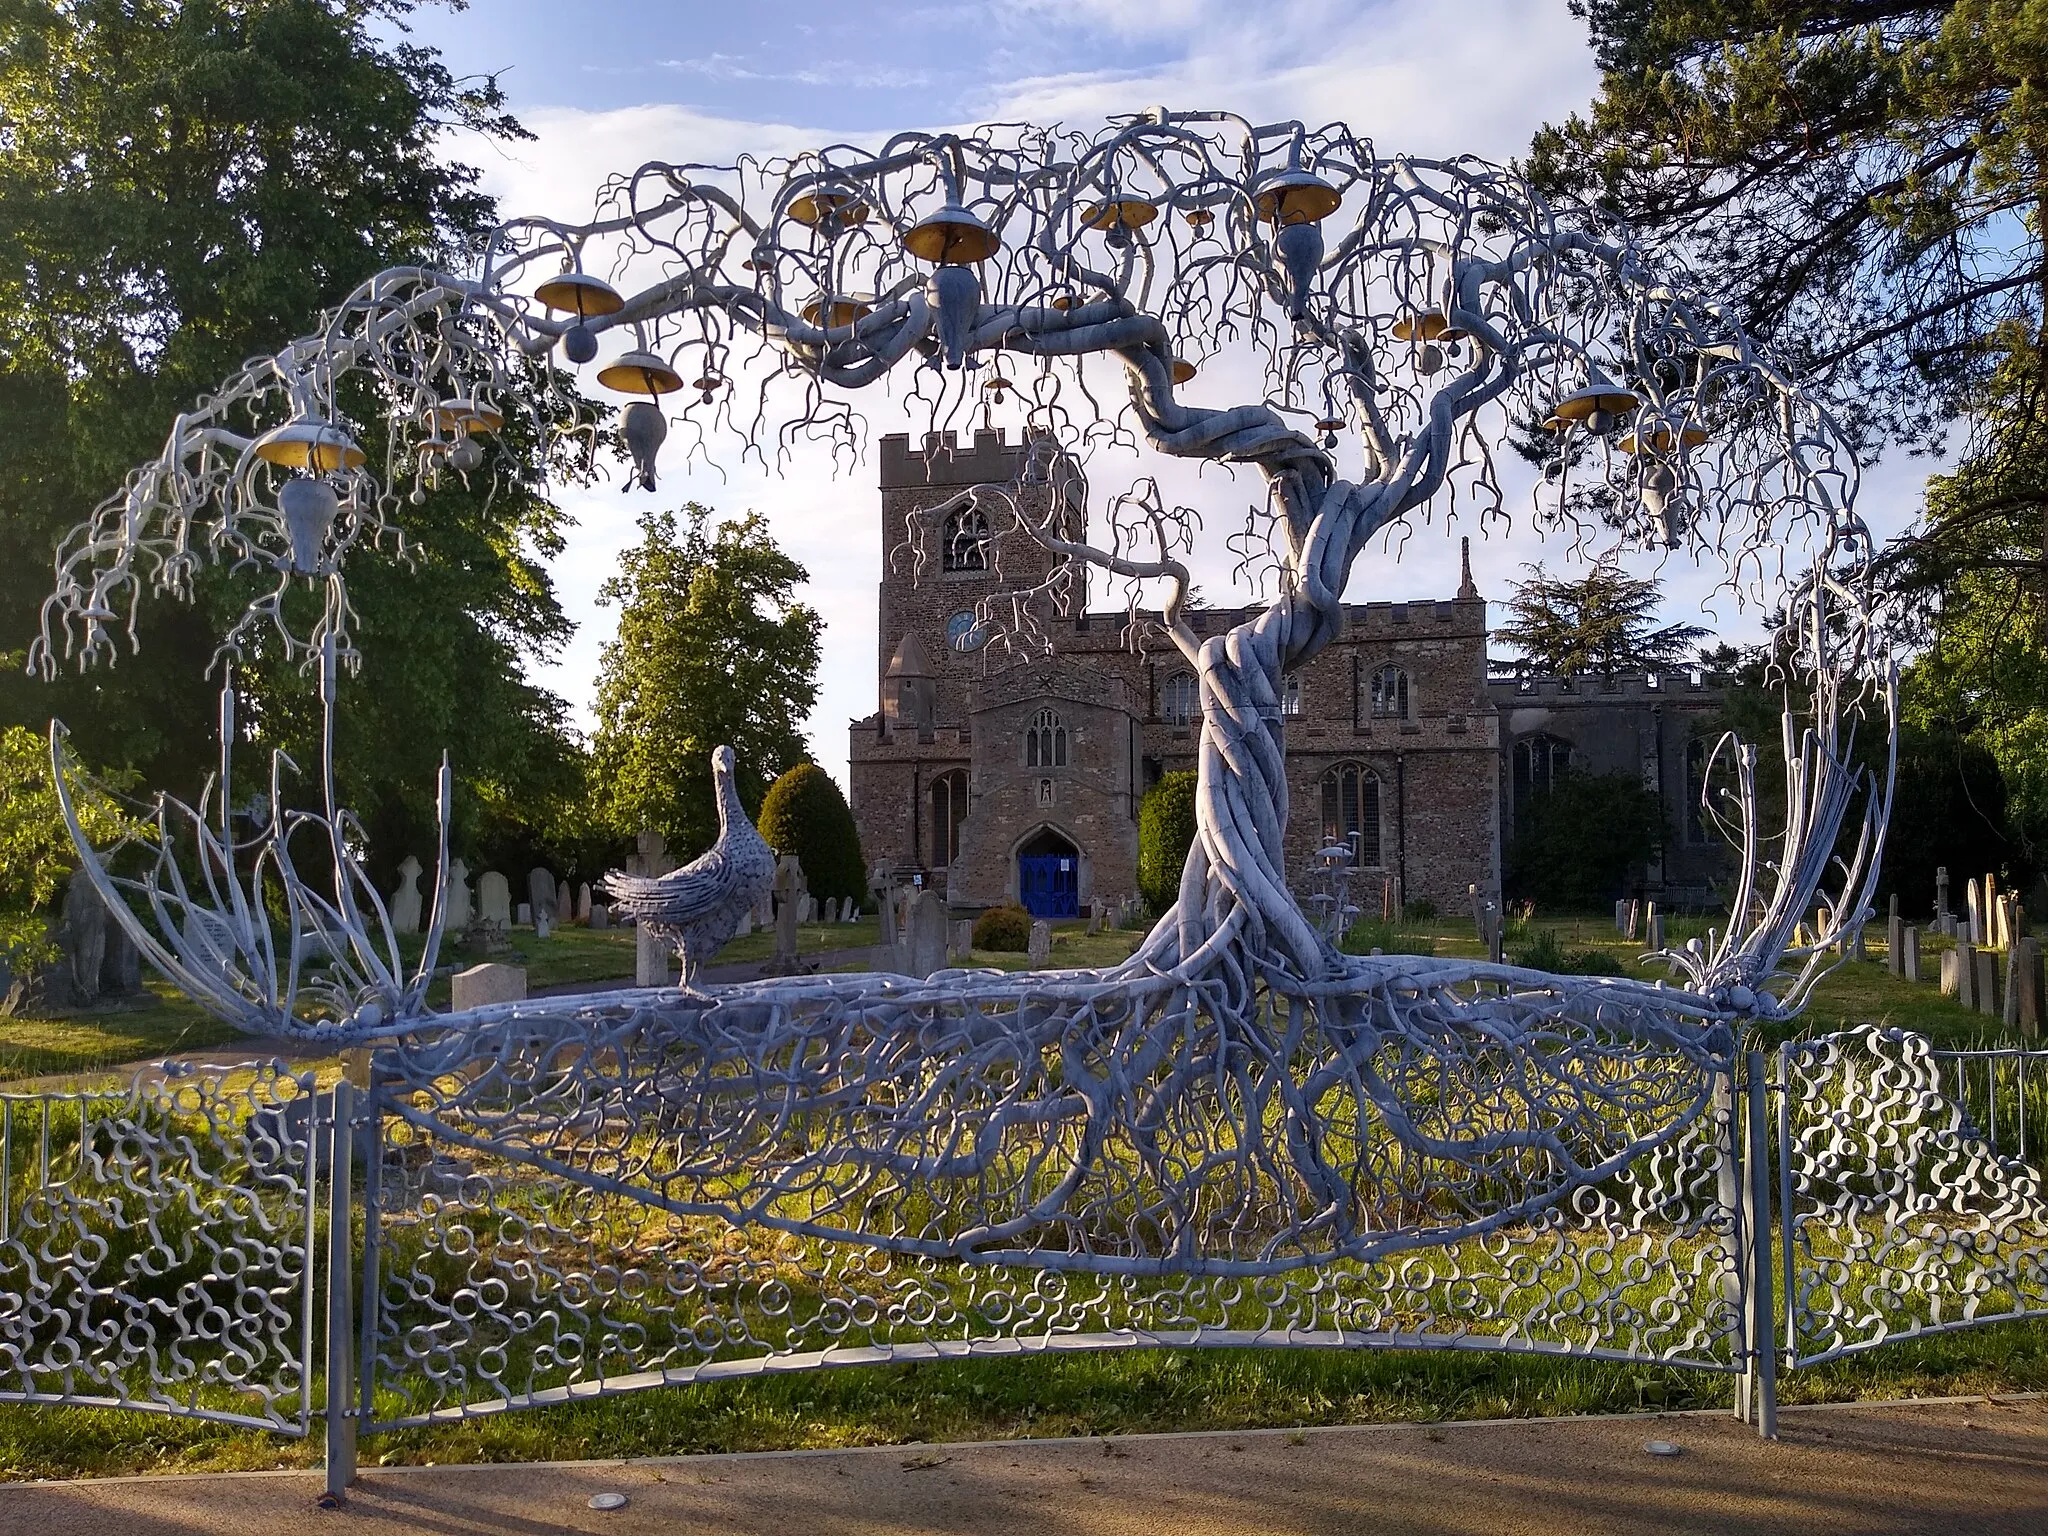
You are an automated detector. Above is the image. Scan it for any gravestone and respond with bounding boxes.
[1646,907,1666,953]
[625,829,679,987]
[1967,877,1984,947]
[445,859,473,928]
[770,855,805,974]
[101,910,141,998]
[1027,920,1052,969]
[1614,899,1628,934]
[451,962,526,1012]
[906,889,948,978]
[873,866,898,947]
[951,919,974,960]
[557,878,574,927]
[1085,910,1102,936]
[735,908,752,937]
[1958,941,1978,1007]
[1849,921,1865,963]
[589,904,610,930]
[576,882,592,923]
[1937,865,1951,923]
[1977,948,2001,1017]
[58,873,107,1006]
[1902,925,1921,983]
[1888,912,1904,976]
[389,854,424,935]
[515,902,530,926]
[478,871,512,927]
[528,867,558,937]
[2009,937,2043,1038]
[845,898,862,923]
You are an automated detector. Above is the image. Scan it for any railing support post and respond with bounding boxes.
[1743,1051,1779,1439]
[323,1080,357,1500]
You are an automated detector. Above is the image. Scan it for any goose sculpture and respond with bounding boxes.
[603,745,776,985]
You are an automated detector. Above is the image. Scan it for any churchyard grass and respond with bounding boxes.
[0,981,242,1085]
[1,1319,2044,1480]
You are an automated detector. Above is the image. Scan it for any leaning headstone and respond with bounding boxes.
[557,878,574,928]
[1977,948,2001,1017]
[906,889,948,978]
[478,871,513,927]
[576,882,592,923]
[528,867,558,937]
[1902,925,1921,983]
[1027,919,1052,969]
[443,858,472,929]
[451,962,526,1013]
[389,854,424,935]
[1967,877,1984,946]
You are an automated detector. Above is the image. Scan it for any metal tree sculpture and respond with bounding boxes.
[32,112,1891,1259]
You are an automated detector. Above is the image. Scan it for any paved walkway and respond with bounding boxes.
[4,1398,2045,1535]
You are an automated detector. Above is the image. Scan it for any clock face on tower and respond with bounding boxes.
[946,610,988,652]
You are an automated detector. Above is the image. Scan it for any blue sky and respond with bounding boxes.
[378,1,1932,777]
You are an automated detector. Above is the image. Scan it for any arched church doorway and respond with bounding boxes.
[1015,827,1080,919]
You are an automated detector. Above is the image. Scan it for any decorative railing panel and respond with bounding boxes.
[1780,1028,2048,1367]
[357,989,1748,1429]
[0,1063,319,1432]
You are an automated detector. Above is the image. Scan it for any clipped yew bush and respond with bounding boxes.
[1137,770,1199,914]
[757,763,866,907]
[972,904,1033,952]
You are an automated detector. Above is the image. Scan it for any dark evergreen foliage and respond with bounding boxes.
[1137,770,1199,913]
[757,763,865,908]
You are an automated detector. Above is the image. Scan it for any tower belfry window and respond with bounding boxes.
[941,502,989,571]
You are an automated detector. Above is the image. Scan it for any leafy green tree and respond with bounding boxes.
[0,0,580,887]
[1505,770,1666,909]
[1137,770,1199,913]
[758,763,865,908]
[0,726,136,970]
[1495,559,1708,676]
[590,506,822,858]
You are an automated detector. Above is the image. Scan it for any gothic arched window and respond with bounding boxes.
[1512,733,1572,815]
[930,770,969,867]
[1320,762,1383,867]
[1161,671,1198,728]
[1282,674,1303,717]
[1026,708,1068,768]
[941,503,989,572]
[1369,665,1411,720]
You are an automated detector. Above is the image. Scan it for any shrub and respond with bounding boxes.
[757,763,865,906]
[1504,770,1666,909]
[973,905,1033,952]
[1137,771,1199,912]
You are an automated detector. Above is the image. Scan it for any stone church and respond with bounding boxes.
[848,429,1729,920]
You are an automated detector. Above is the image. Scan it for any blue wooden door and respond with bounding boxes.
[1017,855,1079,918]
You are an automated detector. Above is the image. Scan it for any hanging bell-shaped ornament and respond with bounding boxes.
[447,435,484,473]
[926,264,982,370]
[623,400,667,491]
[1275,220,1324,318]
[1418,343,1444,375]
[278,477,339,574]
